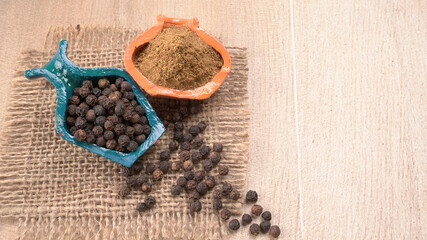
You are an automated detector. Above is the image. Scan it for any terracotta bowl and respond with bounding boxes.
[124,15,232,100]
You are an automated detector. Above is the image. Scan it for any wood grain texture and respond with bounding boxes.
[0,0,425,239]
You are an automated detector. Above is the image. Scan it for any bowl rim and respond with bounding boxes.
[124,14,232,100]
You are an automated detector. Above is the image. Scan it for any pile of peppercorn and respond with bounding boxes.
[223,190,281,238]
[66,77,151,153]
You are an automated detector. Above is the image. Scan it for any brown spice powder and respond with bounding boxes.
[134,25,223,90]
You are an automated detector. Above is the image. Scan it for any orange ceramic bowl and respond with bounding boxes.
[124,15,232,100]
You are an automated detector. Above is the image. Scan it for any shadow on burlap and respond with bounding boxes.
[0,26,249,240]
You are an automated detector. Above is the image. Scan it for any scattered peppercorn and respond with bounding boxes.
[191,152,203,164]
[241,214,252,226]
[220,209,232,221]
[205,176,216,189]
[153,169,164,181]
[229,219,240,231]
[141,182,152,193]
[171,161,182,171]
[251,204,263,216]
[169,141,179,151]
[212,143,223,153]
[246,190,258,203]
[197,121,207,132]
[145,163,156,174]
[200,146,211,158]
[194,171,206,182]
[260,220,271,233]
[188,190,200,201]
[184,171,195,180]
[182,160,194,171]
[182,133,193,142]
[179,151,191,161]
[145,195,156,208]
[174,122,184,131]
[218,165,229,176]
[196,182,208,195]
[261,211,272,221]
[269,225,281,238]
[191,136,204,149]
[160,150,171,161]
[202,160,214,171]
[222,182,233,195]
[122,166,132,177]
[159,161,171,173]
[249,224,261,236]
[210,152,221,165]
[173,131,184,142]
[229,190,240,201]
[136,202,148,212]
[213,189,222,199]
[176,176,187,187]
[171,185,182,196]
[189,125,200,136]
[118,185,131,197]
[186,180,197,191]
[189,200,202,213]
[180,141,191,151]
[213,199,223,210]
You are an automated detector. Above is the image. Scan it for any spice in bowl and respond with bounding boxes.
[134,25,223,90]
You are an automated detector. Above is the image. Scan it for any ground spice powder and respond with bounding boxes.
[134,25,223,90]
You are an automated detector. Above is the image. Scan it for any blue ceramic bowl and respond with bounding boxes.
[24,40,165,167]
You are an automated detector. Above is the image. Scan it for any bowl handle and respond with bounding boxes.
[156,14,199,28]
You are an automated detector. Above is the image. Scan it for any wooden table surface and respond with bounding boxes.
[0,0,425,239]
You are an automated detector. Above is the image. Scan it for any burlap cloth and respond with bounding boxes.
[0,26,249,239]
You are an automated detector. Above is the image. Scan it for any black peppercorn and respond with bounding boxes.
[96,136,106,147]
[82,80,93,90]
[260,220,271,233]
[176,176,187,187]
[269,225,281,238]
[115,145,126,152]
[69,126,78,135]
[191,152,203,164]
[85,94,97,106]
[180,141,191,151]
[213,189,222,199]
[169,141,179,151]
[220,209,231,221]
[95,116,107,126]
[98,95,107,106]
[171,162,182,171]
[212,143,223,153]
[104,130,114,140]
[110,83,118,92]
[145,163,156,174]
[182,133,193,142]
[205,176,216,189]
[131,162,144,175]
[179,106,188,117]
[126,175,140,187]
[200,146,211,158]
[78,86,91,98]
[179,151,191,161]
[104,120,114,131]
[171,185,182,196]
[173,131,184,142]
[115,77,124,87]
[202,160,214,172]
[108,114,120,124]
[102,88,112,96]
[141,182,152,193]
[73,87,80,96]
[249,224,261,236]
[229,219,240,231]
[153,169,164,181]
[98,78,110,89]
[92,87,101,97]
[75,117,87,129]
[251,204,263,216]
[106,139,117,149]
[76,104,89,117]
[122,166,132,177]
[194,171,205,182]
[120,81,132,91]
[213,199,223,210]
[66,116,76,126]
[136,202,147,212]
[135,134,146,145]
[229,190,240,201]
[145,195,156,208]
[102,97,114,110]
[126,126,135,137]
[135,105,145,116]
[127,141,138,152]
[197,121,207,132]
[184,171,195,180]
[67,104,77,116]
[189,200,202,213]
[86,132,96,144]
[131,114,140,124]
[218,165,229,175]
[210,152,221,165]
[196,182,208,195]
[186,180,197,191]
[189,125,199,136]
[261,211,272,221]
[246,190,258,203]
[69,95,80,105]
[160,150,171,161]
[118,135,130,147]
[172,112,182,122]
[159,161,171,173]
[92,125,103,137]
[142,125,151,136]
[134,124,144,135]
[242,214,252,226]
[188,190,200,201]
[74,129,86,141]
[182,160,194,172]
[114,124,126,136]
[114,102,125,116]
[118,185,130,197]
[222,182,233,196]
[191,136,203,149]
[174,122,184,131]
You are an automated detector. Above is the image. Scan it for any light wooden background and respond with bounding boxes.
[0,0,425,239]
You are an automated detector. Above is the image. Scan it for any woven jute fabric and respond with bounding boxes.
[0,26,249,240]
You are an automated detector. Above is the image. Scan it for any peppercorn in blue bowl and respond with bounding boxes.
[24,40,165,167]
